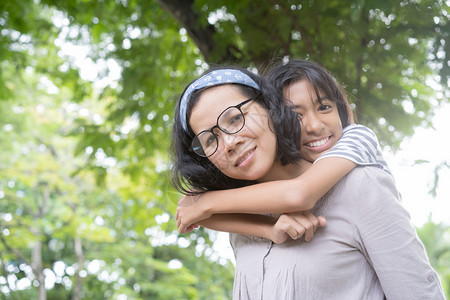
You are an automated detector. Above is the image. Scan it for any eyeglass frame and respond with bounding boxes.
[190,96,258,157]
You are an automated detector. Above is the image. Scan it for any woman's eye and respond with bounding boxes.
[206,134,216,147]
[229,114,243,124]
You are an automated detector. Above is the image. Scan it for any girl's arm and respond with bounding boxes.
[176,125,385,231]
[191,212,326,244]
[176,157,355,231]
[177,195,327,244]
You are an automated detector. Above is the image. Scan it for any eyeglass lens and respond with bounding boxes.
[192,106,245,157]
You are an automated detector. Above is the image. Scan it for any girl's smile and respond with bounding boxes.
[303,136,334,152]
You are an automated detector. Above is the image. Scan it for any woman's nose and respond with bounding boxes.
[221,132,243,153]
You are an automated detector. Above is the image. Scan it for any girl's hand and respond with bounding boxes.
[271,211,326,244]
[176,195,211,232]
[178,223,200,234]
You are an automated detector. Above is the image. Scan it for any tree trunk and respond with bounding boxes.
[32,239,46,300]
[157,0,240,63]
[72,236,84,300]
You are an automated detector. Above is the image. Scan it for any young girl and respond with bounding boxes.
[171,63,444,298]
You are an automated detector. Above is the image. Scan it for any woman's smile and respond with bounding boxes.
[235,147,256,167]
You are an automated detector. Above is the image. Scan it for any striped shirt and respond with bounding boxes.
[315,124,393,179]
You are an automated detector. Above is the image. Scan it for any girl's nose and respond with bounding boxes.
[302,114,324,134]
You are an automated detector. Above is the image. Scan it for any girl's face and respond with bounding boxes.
[284,79,343,163]
[189,85,282,182]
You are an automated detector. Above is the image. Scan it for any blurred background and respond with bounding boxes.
[1,0,449,299]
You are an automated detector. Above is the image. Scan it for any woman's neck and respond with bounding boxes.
[258,159,312,182]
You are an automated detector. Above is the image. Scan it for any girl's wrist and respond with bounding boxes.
[201,196,214,216]
[262,218,278,241]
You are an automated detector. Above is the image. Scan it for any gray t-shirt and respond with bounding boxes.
[316,124,393,179]
[230,167,444,299]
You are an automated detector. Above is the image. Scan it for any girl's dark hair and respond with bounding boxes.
[171,65,301,195]
[265,59,354,127]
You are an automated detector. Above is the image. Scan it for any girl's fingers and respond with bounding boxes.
[295,217,314,241]
[318,216,327,227]
[278,215,305,240]
[290,222,306,239]
[277,212,326,242]
[302,211,320,232]
[285,213,312,240]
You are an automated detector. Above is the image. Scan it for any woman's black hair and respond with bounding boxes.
[171,65,301,195]
[265,59,354,127]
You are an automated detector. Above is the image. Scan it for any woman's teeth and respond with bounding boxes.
[236,149,254,166]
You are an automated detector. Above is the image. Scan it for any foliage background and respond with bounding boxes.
[1,0,449,299]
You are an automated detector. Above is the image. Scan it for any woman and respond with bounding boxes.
[171,63,444,299]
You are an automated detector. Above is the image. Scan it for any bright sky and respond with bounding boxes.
[385,102,450,226]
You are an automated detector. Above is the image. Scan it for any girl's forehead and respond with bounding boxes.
[284,80,313,100]
[283,80,329,106]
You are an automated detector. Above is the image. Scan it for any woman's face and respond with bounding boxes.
[189,85,280,182]
[284,79,343,163]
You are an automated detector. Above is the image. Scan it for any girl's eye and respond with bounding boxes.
[319,105,332,111]
[296,112,303,119]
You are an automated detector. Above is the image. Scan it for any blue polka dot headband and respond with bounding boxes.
[179,69,260,132]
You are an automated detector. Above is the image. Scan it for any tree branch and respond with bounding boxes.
[157,0,215,59]
[272,1,315,54]
[0,253,13,292]
[0,229,31,266]
[157,0,241,63]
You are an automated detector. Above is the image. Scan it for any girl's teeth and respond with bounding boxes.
[308,137,328,147]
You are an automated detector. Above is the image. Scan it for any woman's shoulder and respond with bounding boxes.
[342,166,395,191]
[312,167,387,214]
[336,166,400,207]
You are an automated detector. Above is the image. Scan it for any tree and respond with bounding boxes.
[0,49,234,300]
[1,0,449,298]
[160,0,449,148]
[0,4,233,298]
[417,218,450,299]
[28,0,446,163]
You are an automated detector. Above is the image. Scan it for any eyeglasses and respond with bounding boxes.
[190,97,256,157]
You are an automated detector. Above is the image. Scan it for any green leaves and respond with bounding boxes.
[417,218,450,299]
[1,0,449,298]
